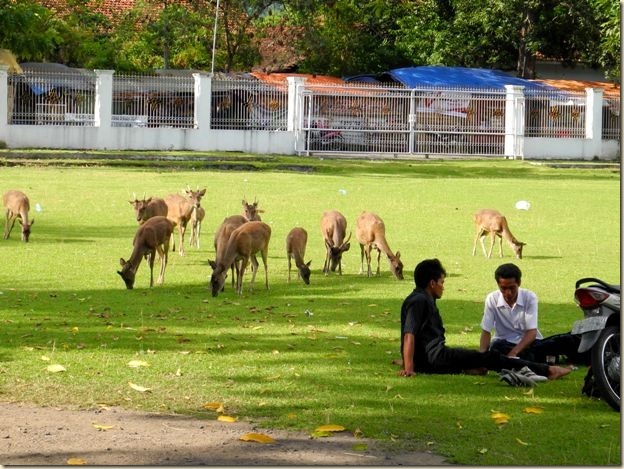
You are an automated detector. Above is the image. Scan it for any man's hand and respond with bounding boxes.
[398,369,416,377]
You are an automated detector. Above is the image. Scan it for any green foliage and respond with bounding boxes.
[0,154,620,465]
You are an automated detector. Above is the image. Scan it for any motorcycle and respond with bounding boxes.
[572,277,620,411]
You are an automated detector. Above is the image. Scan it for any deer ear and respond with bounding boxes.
[199,189,206,196]
[208,260,217,270]
[342,242,351,252]
[30,219,34,226]
[120,258,126,266]
[18,219,23,225]
[396,251,401,258]
[306,260,312,267]
[129,200,134,205]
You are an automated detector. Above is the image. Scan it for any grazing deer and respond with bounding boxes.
[209,221,271,297]
[320,210,351,275]
[355,211,404,280]
[129,195,168,224]
[164,187,206,256]
[286,227,312,284]
[3,190,34,242]
[472,209,526,259]
[117,216,174,289]
[208,215,247,291]
[188,204,205,249]
[242,198,264,221]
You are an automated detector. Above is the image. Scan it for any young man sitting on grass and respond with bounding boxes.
[398,258,572,383]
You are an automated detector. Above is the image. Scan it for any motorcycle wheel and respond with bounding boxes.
[591,326,620,411]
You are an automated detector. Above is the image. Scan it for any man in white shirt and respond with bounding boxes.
[479,263,588,365]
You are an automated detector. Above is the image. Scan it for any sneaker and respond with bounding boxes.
[517,366,548,382]
[499,368,536,387]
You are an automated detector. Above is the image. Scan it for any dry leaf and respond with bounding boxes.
[516,438,529,446]
[522,406,544,414]
[478,448,488,454]
[239,432,276,444]
[490,411,510,425]
[218,415,237,423]
[314,424,345,432]
[92,423,115,431]
[67,458,87,465]
[127,360,149,368]
[40,355,50,361]
[128,382,151,392]
[47,364,66,373]
[203,402,225,412]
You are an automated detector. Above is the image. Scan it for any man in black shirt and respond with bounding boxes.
[399,258,572,380]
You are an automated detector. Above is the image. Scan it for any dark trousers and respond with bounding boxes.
[490,333,590,365]
[421,346,551,377]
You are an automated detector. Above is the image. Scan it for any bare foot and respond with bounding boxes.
[463,367,488,376]
[547,365,573,380]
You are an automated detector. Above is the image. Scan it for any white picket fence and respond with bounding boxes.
[0,67,619,160]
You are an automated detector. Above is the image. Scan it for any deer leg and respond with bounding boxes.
[178,224,185,256]
[323,247,330,275]
[486,233,496,258]
[497,234,504,258]
[287,253,292,282]
[155,245,166,285]
[237,258,249,295]
[249,255,259,292]
[148,248,156,287]
[4,212,16,239]
[375,247,381,276]
[358,244,365,275]
[261,248,269,290]
[196,221,201,249]
[472,231,481,256]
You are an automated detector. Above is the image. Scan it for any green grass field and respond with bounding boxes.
[0,153,620,465]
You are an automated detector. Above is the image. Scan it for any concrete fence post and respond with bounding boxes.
[585,88,603,158]
[504,85,525,159]
[287,76,306,132]
[94,70,114,128]
[194,73,212,129]
[0,65,8,142]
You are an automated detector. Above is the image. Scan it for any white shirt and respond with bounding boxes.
[481,288,543,344]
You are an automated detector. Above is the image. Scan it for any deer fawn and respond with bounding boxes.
[355,211,404,280]
[129,195,168,224]
[472,209,526,259]
[3,190,34,242]
[209,215,247,292]
[164,187,206,256]
[209,221,271,297]
[286,227,312,284]
[188,204,205,249]
[321,210,351,275]
[242,198,264,221]
[117,216,174,289]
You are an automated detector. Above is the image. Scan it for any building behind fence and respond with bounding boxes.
[0,66,620,160]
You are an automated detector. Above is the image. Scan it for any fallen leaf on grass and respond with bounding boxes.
[218,415,237,423]
[315,424,345,432]
[490,411,510,425]
[67,458,87,465]
[127,360,149,368]
[47,364,66,373]
[478,448,488,454]
[239,433,276,444]
[40,355,50,361]
[128,382,151,392]
[516,438,529,446]
[203,402,224,412]
[522,406,544,414]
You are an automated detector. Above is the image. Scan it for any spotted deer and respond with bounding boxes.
[117,216,174,289]
[3,190,34,242]
[320,210,351,275]
[286,227,312,284]
[472,209,526,259]
[208,214,247,291]
[355,211,404,280]
[164,187,206,256]
[129,195,168,224]
[209,221,271,297]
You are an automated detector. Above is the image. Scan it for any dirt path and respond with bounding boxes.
[0,402,449,466]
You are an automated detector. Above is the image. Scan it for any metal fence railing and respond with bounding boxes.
[8,71,96,125]
[525,90,586,138]
[602,96,620,140]
[112,73,195,128]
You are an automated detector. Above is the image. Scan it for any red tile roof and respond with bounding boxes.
[535,79,620,97]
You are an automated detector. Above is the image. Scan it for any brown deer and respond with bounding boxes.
[188,204,205,249]
[286,227,312,284]
[209,215,247,291]
[117,216,174,289]
[242,198,264,221]
[209,221,271,297]
[355,211,404,280]
[320,210,351,275]
[472,209,526,259]
[129,195,168,224]
[3,190,34,242]
[164,187,206,256]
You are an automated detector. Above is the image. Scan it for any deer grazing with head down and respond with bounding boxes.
[208,214,247,291]
[472,209,526,259]
[209,221,271,297]
[242,198,264,221]
[286,227,312,284]
[188,204,205,249]
[3,190,34,242]
[320,210,351,275]
[129,194,168,224]
[164,187,206,256]
[117,216,174,289]
[355,211,404,280]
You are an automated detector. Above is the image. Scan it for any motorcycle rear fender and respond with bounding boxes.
[572,316,609,353]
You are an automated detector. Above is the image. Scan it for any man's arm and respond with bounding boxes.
[479,330,491,352]
[399,332,416,376]
[507,329,537,357]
